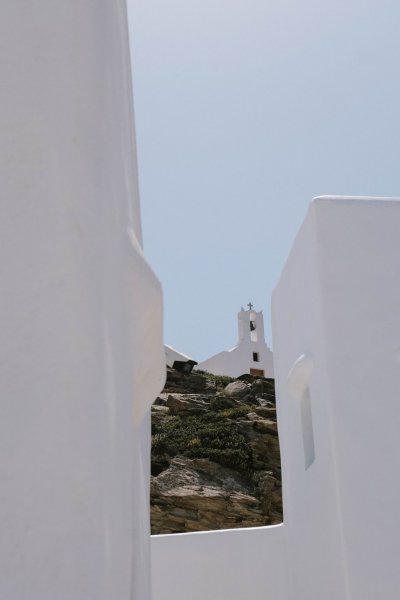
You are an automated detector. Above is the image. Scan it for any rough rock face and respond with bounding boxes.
[151,368,282,534]
[165,394,209,415]
[151,458,269,532]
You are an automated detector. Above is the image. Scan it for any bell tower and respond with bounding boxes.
[197,304,274,378]
[238,303,266,346]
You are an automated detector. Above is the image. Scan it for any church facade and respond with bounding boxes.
[196,304,274,378]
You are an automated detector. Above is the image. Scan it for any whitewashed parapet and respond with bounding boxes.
[152,525,285,600]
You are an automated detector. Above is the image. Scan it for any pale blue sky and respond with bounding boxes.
[128,0,400,360]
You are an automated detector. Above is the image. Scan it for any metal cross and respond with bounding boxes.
[247,302,254,310]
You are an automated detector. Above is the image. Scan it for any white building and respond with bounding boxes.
[196,304,274,378]
[153,196,400,600]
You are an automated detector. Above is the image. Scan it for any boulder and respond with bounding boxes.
[165,394,209,415]
[223,380,251,398]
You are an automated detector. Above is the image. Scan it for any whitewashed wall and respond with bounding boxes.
[153,197,400,600]
[152,526,285,600]
[273,196,400,600]
[0,2,164,599]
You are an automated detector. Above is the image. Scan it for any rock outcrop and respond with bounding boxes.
[151,368,282,534]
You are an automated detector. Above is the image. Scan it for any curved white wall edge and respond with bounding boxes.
[152,522,284,538]
[0,3,165,599]
[287,354,313,401]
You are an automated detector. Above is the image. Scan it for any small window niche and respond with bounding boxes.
[288,355,315,471]
[253,352,259,362]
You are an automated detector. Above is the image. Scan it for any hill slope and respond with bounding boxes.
[151,368,282,534]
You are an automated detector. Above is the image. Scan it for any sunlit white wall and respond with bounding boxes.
[0,2,164,599]
[152,526,285,600]
[273,196,400,599]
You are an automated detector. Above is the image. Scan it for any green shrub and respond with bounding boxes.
[209,396,236,411]
[220,405,254,419]
[151,412,252,474]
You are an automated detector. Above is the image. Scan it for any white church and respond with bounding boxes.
[196,303,274,378]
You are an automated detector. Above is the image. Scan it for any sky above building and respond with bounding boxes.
[127,0,400,361]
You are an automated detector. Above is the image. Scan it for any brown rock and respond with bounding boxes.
[165,394,209,415]
[254,406,277,418]
[151,458,268,534]
[223,381,251,398]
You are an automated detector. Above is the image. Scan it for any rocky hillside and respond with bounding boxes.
[151,368,282,534]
